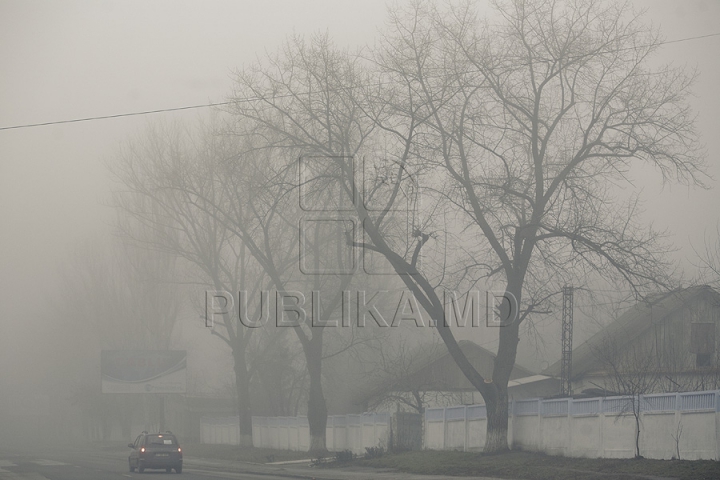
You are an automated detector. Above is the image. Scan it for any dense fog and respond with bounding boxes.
[1,0,719,452]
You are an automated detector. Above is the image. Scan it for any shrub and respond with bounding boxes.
[334,449,354,462]
[365,446,385,459]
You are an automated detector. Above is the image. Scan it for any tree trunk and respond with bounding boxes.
[306,346,327,454]
[234,353,253,447]
[484,387,509,453]
[485,283,522,453]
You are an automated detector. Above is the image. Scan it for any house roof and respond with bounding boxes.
[357,340,535,406]
[544,285,720,379]
[507,374,554,388]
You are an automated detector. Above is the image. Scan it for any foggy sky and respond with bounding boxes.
[1,0,719,394]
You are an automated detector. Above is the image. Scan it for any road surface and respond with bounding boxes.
[0,445,505,480]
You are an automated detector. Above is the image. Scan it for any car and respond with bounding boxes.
[128,431,183,474]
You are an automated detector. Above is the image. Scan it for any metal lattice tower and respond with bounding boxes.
[560,286,574,396]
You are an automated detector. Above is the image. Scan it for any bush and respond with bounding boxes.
[334,449,354,462]
[390,445,411,454]
[364,446,385,459]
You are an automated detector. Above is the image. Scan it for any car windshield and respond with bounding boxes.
[147,435,177,445]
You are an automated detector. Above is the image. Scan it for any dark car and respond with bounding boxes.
[128,431,183,473]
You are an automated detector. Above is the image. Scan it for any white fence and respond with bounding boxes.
[200,416,242,446]
[201,413,390,455]
[425,390,720,460]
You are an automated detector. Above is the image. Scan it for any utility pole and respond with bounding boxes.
[560,286,574,396]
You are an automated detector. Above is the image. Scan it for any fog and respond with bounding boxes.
[1,0,719,451]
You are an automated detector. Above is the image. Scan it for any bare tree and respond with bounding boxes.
[111,121,274,447]
[247,327,309,416]
[113,112,373,452]
[364,0,705,451]
[211,142,359,453]
[364,335,445,414]
[671,422,683,460]
[594,335,661,458]
[696,226,720,289]
[226,0,704,452]
[226,28,430,451]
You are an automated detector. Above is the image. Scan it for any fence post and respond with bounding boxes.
[538,399,544,453]
[286,417,290,451]
[264,418,268,448]
[327,416,332,452]
[510,399,516,448]
[374,415,378,451]
[675,392,682,460]
[442,407,447,450]
[463,406,468,452]
[715,391,720,461]
[567,398,573,457]
[598,398,604,458]
[423,410,426,450]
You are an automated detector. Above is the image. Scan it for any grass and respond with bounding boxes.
[180,445,720,479]
[180,444,312,464]
[345,450,720,480]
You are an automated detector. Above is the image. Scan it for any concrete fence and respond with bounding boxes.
[425,390,720,460]
[201,413,390,455]
[200,416,242,446]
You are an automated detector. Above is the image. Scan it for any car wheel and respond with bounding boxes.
[175,466,182,474]
[139,467,145,473]
[166,468,171,473]
[129,464,135,473]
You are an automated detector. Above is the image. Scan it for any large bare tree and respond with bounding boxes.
[227,0,704,453]
[112,121,275,447]
[370,0,705,451]
[208,134,362,453]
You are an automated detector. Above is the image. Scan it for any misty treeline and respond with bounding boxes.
[49,240,180,438]
[59,0,708,452]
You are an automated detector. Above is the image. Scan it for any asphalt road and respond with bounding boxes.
[0,445,504,480]
[0,447,306,480]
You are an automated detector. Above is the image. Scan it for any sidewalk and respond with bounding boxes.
[184,456,507,480]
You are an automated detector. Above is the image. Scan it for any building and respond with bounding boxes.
[544,285,720,396]
[358,340,560,412]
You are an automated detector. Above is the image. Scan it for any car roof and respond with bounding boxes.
[139,432,177,439]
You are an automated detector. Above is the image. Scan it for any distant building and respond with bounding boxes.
[358,340,560,412]
[544,285,720,396]
[165,395,236,443]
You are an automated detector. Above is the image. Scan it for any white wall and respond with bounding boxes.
[202,413,389,455]
[425,390,720,460]
[201,391,720,460]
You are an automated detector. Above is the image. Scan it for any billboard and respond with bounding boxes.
[101,350,187,394]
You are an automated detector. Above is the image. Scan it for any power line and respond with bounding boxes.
[1,31,718,133]
[0,93,295,132]
[0,102,231,131]
[660,32,720,46]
